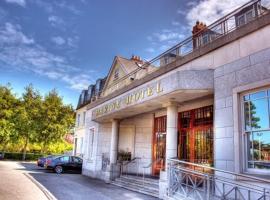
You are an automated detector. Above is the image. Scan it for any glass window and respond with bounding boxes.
[60,156,69,163]
[88,128,95,158]
[238,15,245,26]
[246,10,254,22]
[248,131,270,169]
[77,114,80,127]
[83,111,86,125]
[250,91,266,100]
[180,111,191,128]
[243,88,270,170]
[72,156,82,163]
[114,68,119,80]
[202,34,209,45]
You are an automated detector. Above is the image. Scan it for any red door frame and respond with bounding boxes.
[178,105,213,164]
[152,115,167,176]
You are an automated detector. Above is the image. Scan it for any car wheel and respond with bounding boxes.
[55,166,63,174]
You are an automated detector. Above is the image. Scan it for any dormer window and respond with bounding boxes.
[237,9,255,27]
[114,68,119,80]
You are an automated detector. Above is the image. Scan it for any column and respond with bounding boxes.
[159,102,178,199]
[110,119,119,164]
[166,102,178,163]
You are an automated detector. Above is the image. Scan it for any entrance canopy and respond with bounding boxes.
[91,69,214,122]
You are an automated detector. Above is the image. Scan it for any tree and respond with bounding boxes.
[0,84,18,157]
[15,85,42,160]
[38,89,74,153]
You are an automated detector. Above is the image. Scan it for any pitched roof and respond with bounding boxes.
[116,56,142,74]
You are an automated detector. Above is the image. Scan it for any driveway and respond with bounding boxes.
[0,161,158,200]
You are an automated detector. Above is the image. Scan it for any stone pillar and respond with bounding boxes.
[166,102,178,163]
[110,119,119,164]
[104,119,120,183]
[159,102,178,199]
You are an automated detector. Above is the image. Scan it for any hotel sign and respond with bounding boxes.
[93,81,164,118]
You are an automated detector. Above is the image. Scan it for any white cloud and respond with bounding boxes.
[48,15,65,27]
[145,48,155,53]
[0,22,94,91]
[177,9,186,15]
[186,0,249,27]
[51,36,66,45]
[5,0,25,7]
[0,23,34,45]
[172,21,180,26]
[67,36,79,48]
[153,31,184,42]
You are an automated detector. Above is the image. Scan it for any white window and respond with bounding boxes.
[80,137,84,154]
[237,9,255,27]
[74,138,78,155]
[83,111,86,126]
[114,68,119,80]
[87,128,95,159]
[242,88,270,171]
[77,114,80,127]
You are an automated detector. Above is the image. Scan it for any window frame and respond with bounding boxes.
[240,86,270,175]
[83,111,86,126]
[237,8,255,27]
[77,114,80,127]
[114,68,119,80]
[86,127,95,161]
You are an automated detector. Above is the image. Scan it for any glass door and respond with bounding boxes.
[153,116,167,175]
[178,106,213,166]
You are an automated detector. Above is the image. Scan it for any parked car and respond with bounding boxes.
[37,155,56,167]
[44,155,83,174]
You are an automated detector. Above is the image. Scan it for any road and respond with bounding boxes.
[0,161,157,200]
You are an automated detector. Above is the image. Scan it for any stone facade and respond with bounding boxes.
[74,8,270,200]
[214,47,270,172]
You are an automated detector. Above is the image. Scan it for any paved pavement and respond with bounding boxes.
[0,161,47,200]
[0,161,157,200]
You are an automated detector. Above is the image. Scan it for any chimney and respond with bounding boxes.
[192,21,207,49]
[192,21,207,36]
[131,55,143,64]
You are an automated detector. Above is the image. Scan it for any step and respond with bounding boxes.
[114,179,159,192]
[117,176,159,187]
[118,174,159,184]
[111,181,159,198]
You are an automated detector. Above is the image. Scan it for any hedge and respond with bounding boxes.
[0,152,46,161]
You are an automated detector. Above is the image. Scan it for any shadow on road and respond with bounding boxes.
[14,162,157,200]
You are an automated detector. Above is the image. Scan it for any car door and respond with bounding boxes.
[58,156,70,171]
[71,156,83,172]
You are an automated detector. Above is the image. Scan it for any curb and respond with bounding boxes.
[24,173,57,200]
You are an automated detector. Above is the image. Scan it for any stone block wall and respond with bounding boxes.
[214,47,270,172]
[120,113,154,175]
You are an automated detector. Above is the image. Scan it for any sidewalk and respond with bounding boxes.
[0,161,48,200]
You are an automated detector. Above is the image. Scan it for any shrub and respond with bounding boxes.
[1,152,46,161]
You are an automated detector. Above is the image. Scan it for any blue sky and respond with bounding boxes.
[0,0,249,108]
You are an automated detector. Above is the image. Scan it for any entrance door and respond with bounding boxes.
[178,106,213,166]
[153,116,166,175]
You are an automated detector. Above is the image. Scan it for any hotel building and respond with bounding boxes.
[74,0,270,199]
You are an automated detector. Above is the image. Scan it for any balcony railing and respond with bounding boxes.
[105,0,270,94]
[167,159,270,200]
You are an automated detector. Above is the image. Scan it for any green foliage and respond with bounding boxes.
[38,89,74,153]
[0,83,75,158]
[0,84,18,148]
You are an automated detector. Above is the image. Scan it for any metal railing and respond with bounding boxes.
[142,158,162,183]
[120,157,141,177]
[105,0,270,94]
[167,159,270,200]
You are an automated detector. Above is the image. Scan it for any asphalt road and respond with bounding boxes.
[0,161,157,200]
